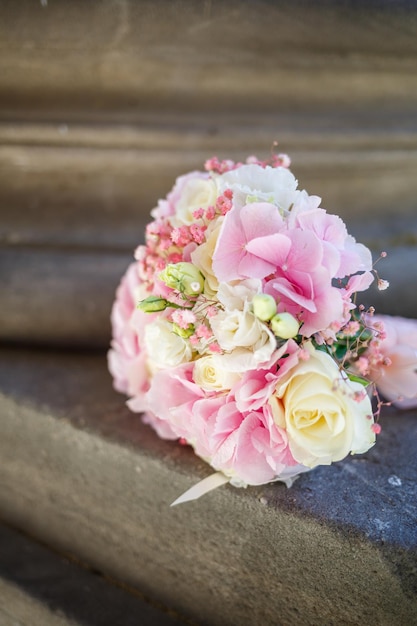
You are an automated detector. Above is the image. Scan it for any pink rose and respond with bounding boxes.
[369,315,417,408]
[141,411,178,441]
[108,263,144,395]
[146,362,205,440]
[108,262,158,412]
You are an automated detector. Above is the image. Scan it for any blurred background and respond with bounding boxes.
[1,0,417,349]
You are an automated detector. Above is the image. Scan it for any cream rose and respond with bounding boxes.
[144,318,193,372]
[193,355,241,392]
[170,178,217,227]
[191,217,224,298]
[269,344,375,468]
[210,301,276,371]
[217,279,262,311]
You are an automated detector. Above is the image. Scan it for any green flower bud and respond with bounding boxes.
[172,323,195,338]
[137,295,169,313]
[270,312,300,339]
[252,293,277,321]
[159,262,205,296]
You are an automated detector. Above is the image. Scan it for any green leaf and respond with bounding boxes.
[347,373,369,387]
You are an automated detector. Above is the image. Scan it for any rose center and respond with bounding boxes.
[293,408,342,436]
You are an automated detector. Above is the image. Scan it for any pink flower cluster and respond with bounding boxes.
[360,314,417,409]
[212,199,372,337]
[108,154,417,491]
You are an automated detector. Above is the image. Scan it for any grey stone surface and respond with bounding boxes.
[0,247,130,348]
[1,0,417,117]
[0,348,416,625]
[0,523,187,626]
[1,121,417,252]
[1,580,78,626]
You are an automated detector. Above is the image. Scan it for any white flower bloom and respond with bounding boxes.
[170,178,217,227]
[193,355,241,392]
[217,279,262,311]
[216,164,299,212]
[377,278,390,291]
[269,343,375,468]
[210,301,276,371]
[287,190,322,223]
[144,318,193,371]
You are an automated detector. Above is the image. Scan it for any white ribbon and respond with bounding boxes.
[170,471,230,506]
[170,465,312,505]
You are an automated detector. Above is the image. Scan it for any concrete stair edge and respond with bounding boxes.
[0,347,416,625]
[0,523,188,626]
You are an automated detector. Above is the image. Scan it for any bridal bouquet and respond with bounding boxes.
[109,153,417,502]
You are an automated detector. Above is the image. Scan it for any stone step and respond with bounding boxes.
[0,347,416,625]
[1,120,417,252]
[1,0,417,118]
[0,247,130,348]
[0,523,187,626]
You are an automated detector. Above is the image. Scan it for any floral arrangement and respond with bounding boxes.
[109,153,417,503]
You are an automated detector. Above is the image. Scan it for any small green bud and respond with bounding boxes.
[270,312,300,339]
[252,293,277,321]
[172,323,195,338]
[159,262,205,296]
[137,296,169,313]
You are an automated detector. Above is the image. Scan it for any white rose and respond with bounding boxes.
[144,318,193,372]
[170,178,217,227]
[210,301,276,371]
[269,344,375,468]
[216,164,299,212]
[193,355,241,392]
[217,279,262,311]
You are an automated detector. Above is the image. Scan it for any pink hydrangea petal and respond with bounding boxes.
[287,229,324,270]
[245,233,291,268]
[240,202,284,240]
[345,271,375,297]
[295,209,347,246]
[213,203,285,281]
[338,239,373,277]
[146,363,205,438]
[142,411,179,440]
[270,275,317,312]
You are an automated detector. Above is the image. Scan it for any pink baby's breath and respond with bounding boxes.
[371,423,382,435]
[172,309,196,328]
[195,324,213,339]
[208,341,222,353]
